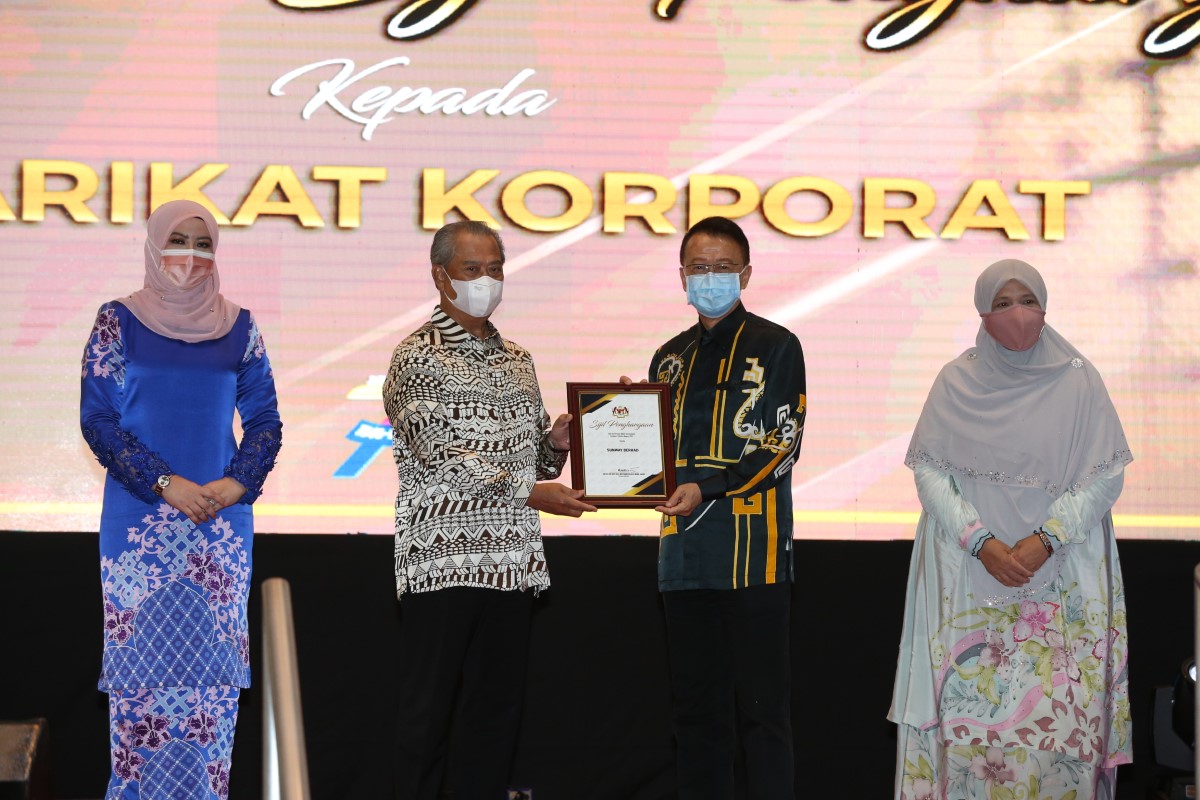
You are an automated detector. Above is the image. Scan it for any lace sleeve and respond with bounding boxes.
[224,428,281,504]
[80,303,172,503]
[224,314,282,504]
[81,426,173,505]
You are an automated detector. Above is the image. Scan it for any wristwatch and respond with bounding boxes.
[154,474,173,496]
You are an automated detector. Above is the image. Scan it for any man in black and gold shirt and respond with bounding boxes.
[648,216,806,799]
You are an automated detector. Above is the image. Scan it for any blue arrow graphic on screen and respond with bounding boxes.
[335,420,393,478]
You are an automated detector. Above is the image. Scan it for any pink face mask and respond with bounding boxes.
[980,304,1046,351]
[160,249,215,289]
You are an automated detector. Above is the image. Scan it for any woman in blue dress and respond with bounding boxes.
[80,199,282,800]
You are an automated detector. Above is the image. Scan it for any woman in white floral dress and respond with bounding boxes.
[890,259,1133,800]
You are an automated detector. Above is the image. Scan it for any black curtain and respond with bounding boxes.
[2,532,1195,799]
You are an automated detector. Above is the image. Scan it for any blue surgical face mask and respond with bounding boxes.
[686,271,743,318]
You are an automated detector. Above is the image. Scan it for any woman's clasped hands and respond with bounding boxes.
[161,475,247,524]
[978,533,1052,587]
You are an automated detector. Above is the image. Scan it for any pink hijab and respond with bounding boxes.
[116,200,240,343]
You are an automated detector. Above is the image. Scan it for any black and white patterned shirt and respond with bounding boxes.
[383,307,566,598]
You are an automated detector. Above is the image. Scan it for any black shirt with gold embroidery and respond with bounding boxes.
[649,303,806,591]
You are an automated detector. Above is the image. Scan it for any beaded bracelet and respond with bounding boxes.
[1035,528,1054,555]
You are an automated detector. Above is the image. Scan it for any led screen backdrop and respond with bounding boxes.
[1,0,1197,538]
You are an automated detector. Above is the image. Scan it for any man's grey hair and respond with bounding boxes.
[430,221,505,267]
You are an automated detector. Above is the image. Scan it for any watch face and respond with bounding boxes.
[158,475,171,489]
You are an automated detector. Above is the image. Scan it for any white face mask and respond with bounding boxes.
[442,268,503,318]
[160,248,215,289]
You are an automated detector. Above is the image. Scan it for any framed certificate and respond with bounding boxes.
[566,382,676,508]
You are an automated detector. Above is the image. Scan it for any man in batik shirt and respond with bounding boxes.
[384,220,595,800]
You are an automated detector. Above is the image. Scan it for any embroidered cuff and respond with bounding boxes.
[1042,518,1068,544]
[968,528,994,558]
[958,520,985,551]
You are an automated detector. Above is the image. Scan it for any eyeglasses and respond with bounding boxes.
[681,262,745,276]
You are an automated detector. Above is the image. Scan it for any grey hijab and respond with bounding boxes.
[906,260,1132,604]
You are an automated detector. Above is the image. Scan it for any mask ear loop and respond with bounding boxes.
[435,265,453,297]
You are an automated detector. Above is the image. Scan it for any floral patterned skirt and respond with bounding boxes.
[106,686,240,800]
[897,723,1117,800]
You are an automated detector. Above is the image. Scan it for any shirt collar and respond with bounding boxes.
[695,301,748,346]
[431,305,505,351]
